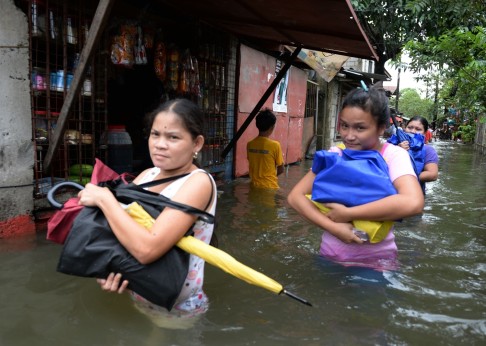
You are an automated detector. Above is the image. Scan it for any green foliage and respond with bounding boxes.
[396,88,434,119]
[350,0,486,141]
[350,0,486,72]
[435,115,449,126]
[406,26,486,119]
[454,124,476,144]
[350,0,415,72]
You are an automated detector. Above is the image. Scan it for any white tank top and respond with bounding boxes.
[133,167,217,313]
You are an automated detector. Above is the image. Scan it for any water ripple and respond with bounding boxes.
[395,307,486,337]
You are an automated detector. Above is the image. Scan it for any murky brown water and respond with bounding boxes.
[1,140,485,345]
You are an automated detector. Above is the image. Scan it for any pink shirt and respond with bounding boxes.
[321,143,416,270]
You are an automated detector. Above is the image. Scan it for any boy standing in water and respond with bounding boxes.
[247,109,284,189]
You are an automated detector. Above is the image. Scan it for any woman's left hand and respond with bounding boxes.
[324,203,351,223]
[398,141,410,151]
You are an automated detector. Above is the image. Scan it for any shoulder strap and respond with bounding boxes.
[115,170,215,223]
[112,183,215,224]
[137,173,189,188]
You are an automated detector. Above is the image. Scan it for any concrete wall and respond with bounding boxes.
[302,116,315,157]
[0,0,35,236]
[319,81,340,150]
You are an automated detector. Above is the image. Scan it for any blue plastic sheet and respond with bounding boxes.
[311,148,397,206]
[387,130,425,177]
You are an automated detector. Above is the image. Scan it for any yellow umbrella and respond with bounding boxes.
[125,202,312,306]
[305,195,394,243]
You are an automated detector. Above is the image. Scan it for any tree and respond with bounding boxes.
[351,0,486,137]
[395,88,434,120]
[406,26,486,119]
[350,0,486,74]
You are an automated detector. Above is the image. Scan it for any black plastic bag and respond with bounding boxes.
[57,177,214,310]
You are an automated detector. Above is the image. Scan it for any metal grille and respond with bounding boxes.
[197,28,236,176]
[305,81,318,119]
[28,0,107,197]
[28,1,237,193]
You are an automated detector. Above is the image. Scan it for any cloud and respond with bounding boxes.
[383,57,426,96]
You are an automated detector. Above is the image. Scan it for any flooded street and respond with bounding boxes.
[1,140,485,345]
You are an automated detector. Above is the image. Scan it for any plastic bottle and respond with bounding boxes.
[31,0,45,38]
[32,67,47,91]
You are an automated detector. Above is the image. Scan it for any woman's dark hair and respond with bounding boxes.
[406,115,429,132]
[144,98,204,139]
[144,98,218,243]
[341,87,390,128]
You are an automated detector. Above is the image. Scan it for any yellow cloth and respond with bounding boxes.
[247,136,284,189]
[305,195,393,243]
[125,202,284,294]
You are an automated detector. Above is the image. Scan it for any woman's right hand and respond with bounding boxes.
[97,272,129,294]
[398,140,410,151]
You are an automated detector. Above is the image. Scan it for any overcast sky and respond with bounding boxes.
[383,54,426,95]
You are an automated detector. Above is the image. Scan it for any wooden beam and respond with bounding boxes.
[43,0,115,172]
[221,46,302,159]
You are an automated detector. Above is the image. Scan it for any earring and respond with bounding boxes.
[193,151,198,159]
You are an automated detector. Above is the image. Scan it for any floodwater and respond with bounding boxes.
[1,141,485,345]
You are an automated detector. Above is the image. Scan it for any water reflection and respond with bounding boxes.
[1,141,485,345]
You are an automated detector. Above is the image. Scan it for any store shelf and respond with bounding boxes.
[27,0,107,197]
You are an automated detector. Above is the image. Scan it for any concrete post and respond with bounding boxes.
[0,0,35,237]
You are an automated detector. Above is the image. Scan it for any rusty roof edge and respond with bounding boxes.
[157,0,379,60]
[345,0,379,61]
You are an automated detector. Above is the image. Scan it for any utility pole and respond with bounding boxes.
[433,76,439,123]
[395,66,401,113]
[394,62,409,114]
